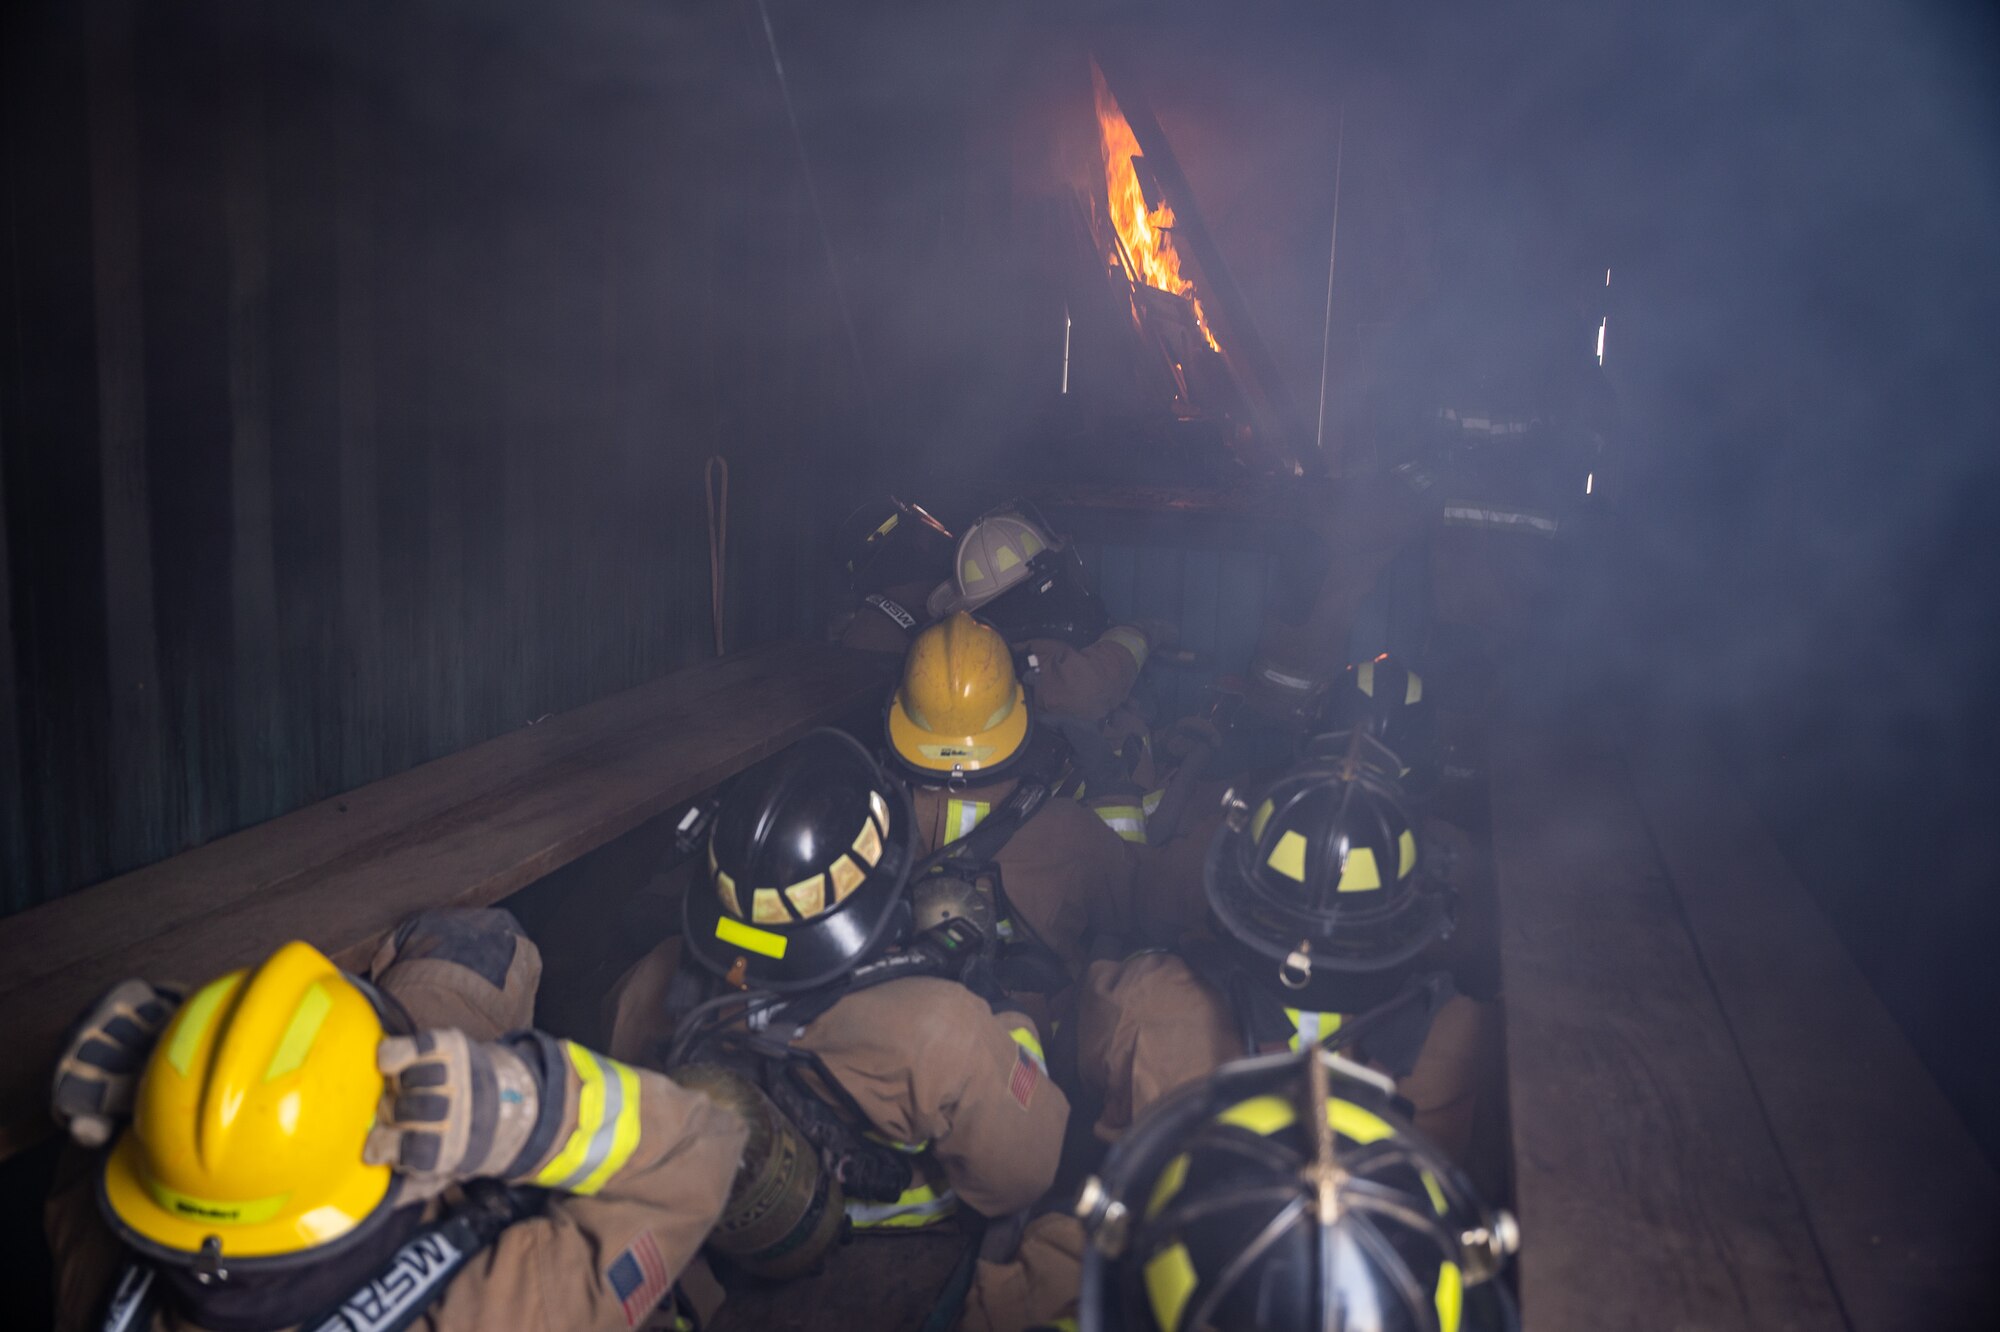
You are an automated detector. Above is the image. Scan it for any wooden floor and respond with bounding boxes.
[1491,720,1997,1332]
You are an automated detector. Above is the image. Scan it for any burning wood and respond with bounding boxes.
[1093,62,1221,353]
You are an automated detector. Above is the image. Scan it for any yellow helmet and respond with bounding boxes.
[101,941,396,1263]
[886,612,1029,777]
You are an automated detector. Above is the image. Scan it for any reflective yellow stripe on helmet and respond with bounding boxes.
[1144,1240,1198,1332]
[1215,1094,1396,1145]
[535,1043,644,1196]
[1436,1259,1463,1332]
[165,975,238,1077]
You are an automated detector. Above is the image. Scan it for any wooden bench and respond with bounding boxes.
[0,643,893,1161]
[1490,721,1996,1331]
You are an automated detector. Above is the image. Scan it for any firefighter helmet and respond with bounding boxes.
[684,728,916,992]
[1074,1046,1519,1332]
[100,942,398,1267]
[836,495,955,595]
[975,541,1108,649]
[1205,744,1447,1008]
[1306,654,1441,795]
[925,503,1065,620]
[885,612,1032,780]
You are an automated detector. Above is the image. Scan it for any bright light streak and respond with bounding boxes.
[1605,268,1611,286]
[1596,317,1606,365]
[1586,472,1595,495]
[1056,308,1072,394]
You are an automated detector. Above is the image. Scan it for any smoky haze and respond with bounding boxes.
[2,0,1995,1158]
[748,0,2000,1150]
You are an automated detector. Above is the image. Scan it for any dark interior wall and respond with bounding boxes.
[0,0,879,913]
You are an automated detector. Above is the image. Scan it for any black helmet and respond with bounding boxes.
[1075,1047,1519,1332]
[683,729,915,992]
[1305,655,1441,796]
[1205,741,1448,1009]
[975,541,1110,649]
[836,496,955,595]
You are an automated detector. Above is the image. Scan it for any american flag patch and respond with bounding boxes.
[607,1230,671,1327]
[1009,1045,1040,1109]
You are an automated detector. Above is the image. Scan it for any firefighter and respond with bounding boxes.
[1241,472,1431,745]
[607,727,1069,1257]
[964,1047,1519,1332]
[45,909,746,1332]
[884,613,1138,979]
[1309,652,1443,798]
[926,501,1188,857]
[1413,303,1614,706]
[1304,659,1503,1002]
[1074,737,1493,1166]
[830,495,957,655]
[926,502,1170,729]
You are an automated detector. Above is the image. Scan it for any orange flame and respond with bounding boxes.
[1093,64,1220,353]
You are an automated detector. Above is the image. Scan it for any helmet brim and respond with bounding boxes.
[924,578,963,621]
[101,1128,397,1264]
[885,682,1030,777]
[682,866,912,994]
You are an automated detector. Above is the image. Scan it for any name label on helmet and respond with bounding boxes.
[920,744,994,762]
[716,915,789,959]
[863,594,918,631]
[144,1179,289,1226]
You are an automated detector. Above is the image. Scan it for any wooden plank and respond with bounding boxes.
[0,643,891,1159]
[1628,734,1996,1330]
[1091,52,1307,472]
[84,0,168,872]
[1489,722,1847,1331]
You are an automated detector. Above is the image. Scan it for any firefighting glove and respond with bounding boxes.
[51,980,181,1148]
[364,1029,542,1199]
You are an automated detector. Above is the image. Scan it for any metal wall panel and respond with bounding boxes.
[0,1,864,912]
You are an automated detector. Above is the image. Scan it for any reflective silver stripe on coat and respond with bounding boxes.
[543,1050,626,1192]
[844,1187,960,1226]
[1255,663,1317,692]
[1441,506,1560,537]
